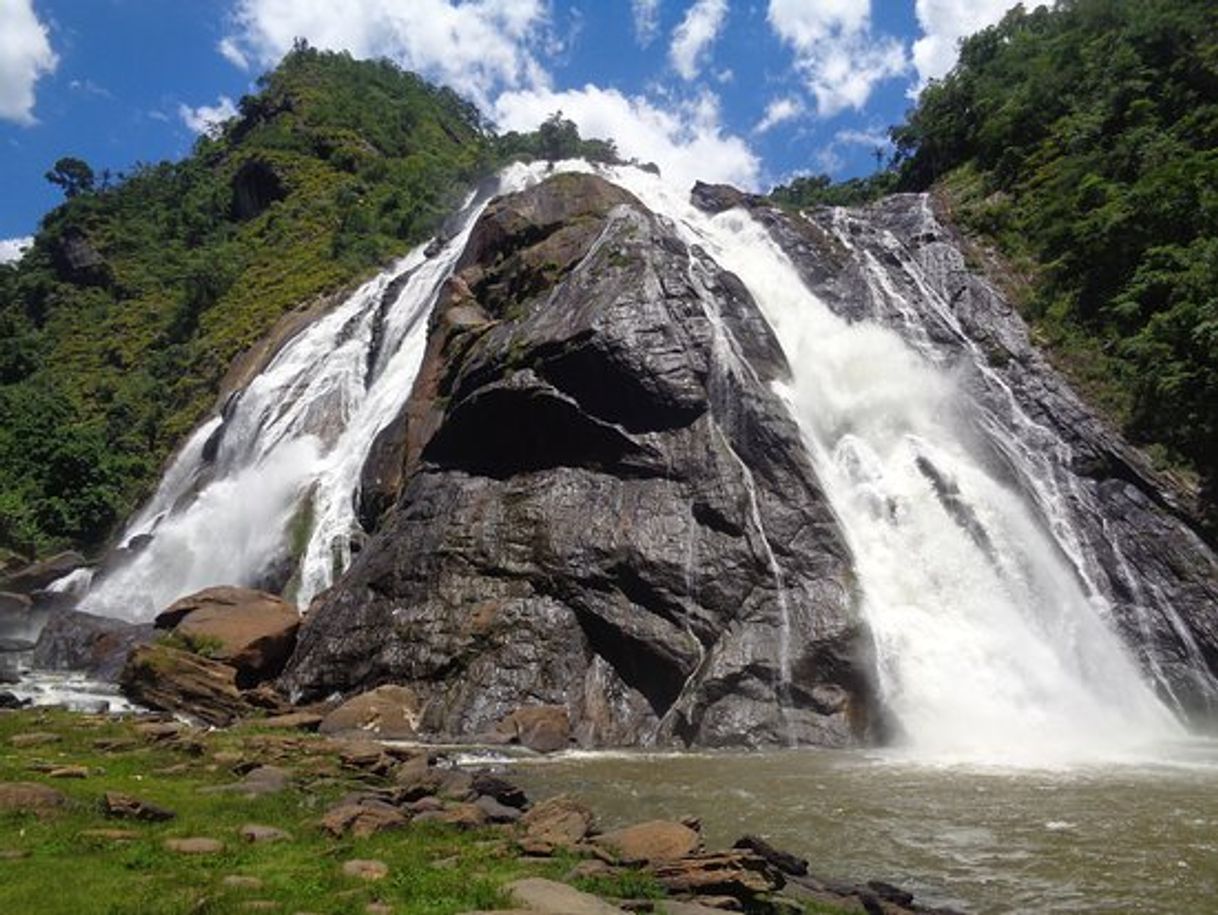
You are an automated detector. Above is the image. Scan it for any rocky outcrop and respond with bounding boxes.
[753,192,1218,717]
[32,609,153,681]
[153,586,299,686]
[281,173,873,748]
[119,643,282,726]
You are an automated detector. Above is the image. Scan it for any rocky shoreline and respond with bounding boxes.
[0,705,963,915]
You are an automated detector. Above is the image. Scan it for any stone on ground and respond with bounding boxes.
[165,837,225,854]
[318,684,421,739]
[505,878,626,915]
[102,791,175,821]
[341,859,389,881]
[592,820,701,863]
[239,823,291,843]
[0,781,66,813]
[518,795,593,848]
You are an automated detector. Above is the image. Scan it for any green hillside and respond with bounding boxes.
[0,45,613,557]
[887,0,1218,523]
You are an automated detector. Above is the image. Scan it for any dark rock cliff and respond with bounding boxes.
[282,173,876,748]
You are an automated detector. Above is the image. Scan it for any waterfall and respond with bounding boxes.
[600,166,1182,761]
[76,156,1187,760]
[78,161,556,622]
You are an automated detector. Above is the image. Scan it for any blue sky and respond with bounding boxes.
[0,0,1022,250]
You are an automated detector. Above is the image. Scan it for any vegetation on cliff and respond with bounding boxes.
[0,46,616,557]
[772,0,1218,522]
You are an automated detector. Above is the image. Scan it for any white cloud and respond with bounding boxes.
[631,0,661,47]
[835,126,890,149]
[754,96,802,133]
[493,83,759,191]
[221,0,551,109]
[179,95,239,135]
[0,0,58,125]
[0,236,33,264]
[912,0,1021,88]
[217,36,249,70]
[669,0,728,81]
[766,0,906,117]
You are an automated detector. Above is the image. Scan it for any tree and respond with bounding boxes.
[45,157,95,199]
[537,111,581,161]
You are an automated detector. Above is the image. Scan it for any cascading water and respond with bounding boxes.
[77,162,557,622]
[599,166,1183,762]
[76,156,1189,761]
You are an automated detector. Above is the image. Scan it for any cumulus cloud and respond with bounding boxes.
[179,95,239,135]
[0,236,33,264]
[669,0,728,81]
[912,0,1021,88]
[221,0,550,108]
[766,0,906,117]
[493,84,759,191]
[0,0,58,125]
[217,36,250,70]
[631,0,661,47]
[754,96,803,133]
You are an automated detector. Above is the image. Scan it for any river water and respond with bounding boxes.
[508,746,1218,914]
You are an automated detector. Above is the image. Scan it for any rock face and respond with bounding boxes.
[282,173,872,748]
[33,609,153,681]
[749,192,1218,717]
[154,586,299,686]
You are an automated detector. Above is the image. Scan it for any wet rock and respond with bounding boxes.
[494,705,571,753]
[506,877,626,915]
[341,859,389,881]
[0,637,34,652]
[0,592,33,638]
[33,609,154,681]
[647,851,781,902]
[155,586,300,686]
[103,791,175,821]
[519,795,594,848]
[0,551,87,594]
[690,182,765,215]
[0,781,66,813]
[119,643,248,726]
[282,173,865,750]
[317,685,420,739]
[165,837,225,854]
[593,820,701,863]
[0,691,28,708]
[475,794,522,823]
[731,835,808,877]
[471,772,528,808]
[239,823,292,843]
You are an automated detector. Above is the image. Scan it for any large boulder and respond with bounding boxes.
[32,609,154,681]
[593,820,701,863]
[119,643,251,726]
[155,586,299,686]
[317,684,421,739]
[0,551,86,594]
[281,173,874,749]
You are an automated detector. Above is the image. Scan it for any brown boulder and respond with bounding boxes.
[317,685,421,739]
[341,859,389,881]
[0,781,66,814]
[494,705,571,753]
[592,820,701,863]
[518,795,593,848]
[648,851,782,901]
[156,586,299,685]
[165,837,224,854]
[102,791,176,821]
[119,644,248,726]
[239,823,291,843]
[321,798,408,838]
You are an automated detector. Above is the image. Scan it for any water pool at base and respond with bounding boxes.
[509,745,1218,915]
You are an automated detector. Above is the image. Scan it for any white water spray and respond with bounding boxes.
[598,166,1181,762]
[78,162,558,621]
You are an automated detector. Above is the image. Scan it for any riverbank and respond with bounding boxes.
[0,708,953,915]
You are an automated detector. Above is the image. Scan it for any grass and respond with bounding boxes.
[0,710,556,914]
